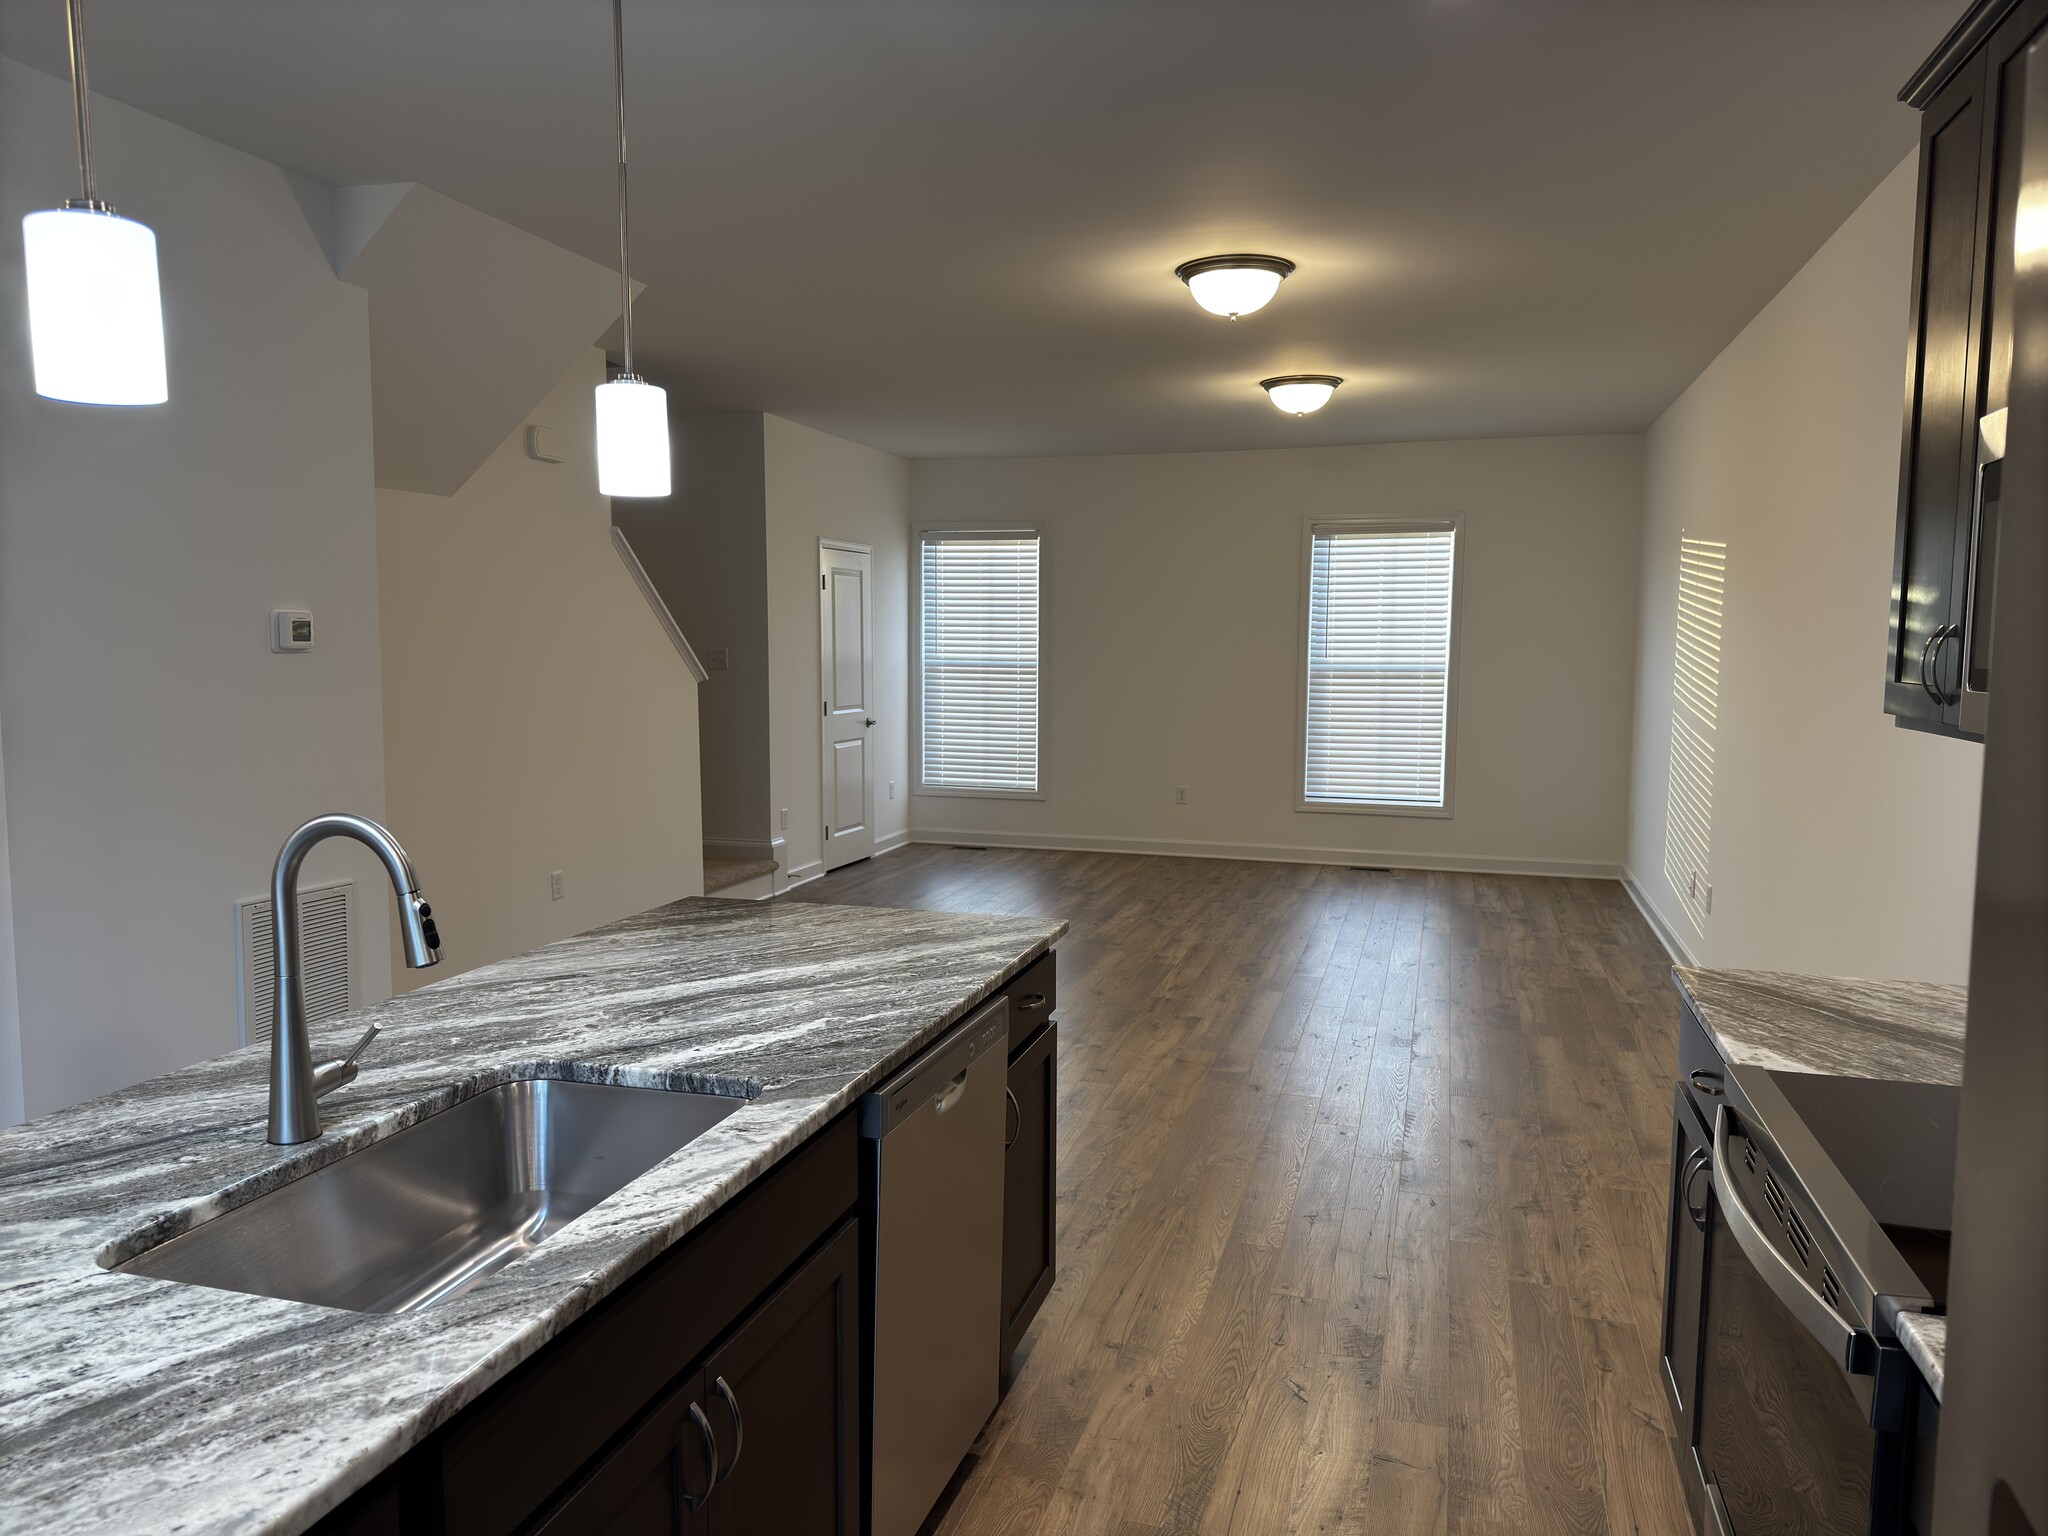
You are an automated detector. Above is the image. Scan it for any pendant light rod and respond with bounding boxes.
[612,0,635,377]
[64,0,104,208]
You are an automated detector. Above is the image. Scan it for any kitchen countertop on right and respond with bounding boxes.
[1674,967,1966,1086]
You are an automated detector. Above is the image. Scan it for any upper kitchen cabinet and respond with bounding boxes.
[1891,0,2043,738]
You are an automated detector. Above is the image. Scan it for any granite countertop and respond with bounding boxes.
[1674,966,1964,1402]
[0,896,1065,1536]
[1674,967,1967,1085]
[1896,1312,1948,1402]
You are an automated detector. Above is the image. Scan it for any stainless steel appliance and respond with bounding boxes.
[1940,22,2048,1534]
[861,997,1009,1536]
[1690,1065,1958,1535]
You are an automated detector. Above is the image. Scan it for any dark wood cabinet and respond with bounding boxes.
[1001,1019,1057,1368]
[1892,0,2048,738]
[535,1220,859,1536]
[699,1219,861,1535]
[1660,1079,1714,1454]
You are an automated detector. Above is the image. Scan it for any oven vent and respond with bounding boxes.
[1786,1208,1814,1266]
[1821,1264,1843,1310]
[1762,1168,1788,1226]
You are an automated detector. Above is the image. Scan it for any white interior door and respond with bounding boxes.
[820,542,875,870]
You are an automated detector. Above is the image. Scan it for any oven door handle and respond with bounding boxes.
[1711,1104,1867,1374]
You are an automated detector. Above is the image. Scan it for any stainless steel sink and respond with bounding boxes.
[117,1079,744,1313]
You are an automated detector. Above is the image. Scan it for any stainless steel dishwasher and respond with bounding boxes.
[860,995,1009,1536]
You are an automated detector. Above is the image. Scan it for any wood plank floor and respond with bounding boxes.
[788,847,1691,1536]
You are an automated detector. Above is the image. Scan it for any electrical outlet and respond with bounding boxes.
[780,808,790,831]
[1688,871,1699,899]
[704,647,730,671]
[1704,883,1714,914]
[888,780,896,800]
[549,869,565,902]
[1175,786,1188,806]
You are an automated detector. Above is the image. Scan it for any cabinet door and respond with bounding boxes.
[529,1370,715,1536]
[1002,1021,1058,1367]
[1891,56,1988,731]
[1660,1082,1713,1453]
[702,1220,861,1536]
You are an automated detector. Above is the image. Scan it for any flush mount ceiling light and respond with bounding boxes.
[1261,375,1342,416]
[593,0,671,498]
[21,0,167,405]
[1173,254,1296,318]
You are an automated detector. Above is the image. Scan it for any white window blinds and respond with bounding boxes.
[1303,522,1457,810]
[920,531,1040,793]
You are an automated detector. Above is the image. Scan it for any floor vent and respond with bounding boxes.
[236,881,356,1047]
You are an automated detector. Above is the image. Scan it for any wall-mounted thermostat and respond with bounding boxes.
[526,425,566,464]
[271,609,315,652]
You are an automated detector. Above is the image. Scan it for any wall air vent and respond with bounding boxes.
[1821,1264,1843,1310]
[236,881,355,1047]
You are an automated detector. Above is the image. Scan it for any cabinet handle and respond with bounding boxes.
[1016,992,1048,1013]
[1687,1069,1724,1098]
[682,1401,719,1511]
[712,1375,745,1480]
[1005,1087,1021,1150]
[1681,1147,1711,1229]
[1937,623,1962,706]
[1920,627,1942,703]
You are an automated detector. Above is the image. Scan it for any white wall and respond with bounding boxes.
[613,413,771,850]
[0,58,393,1120]
[378,352,703,989]
[765,416,912,883]
[909,436,1643,874]
[1627,152,1984,980]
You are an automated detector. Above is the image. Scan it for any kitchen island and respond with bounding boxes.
[0,895,1064,1535]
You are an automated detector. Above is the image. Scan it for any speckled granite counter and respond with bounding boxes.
[0,896,1064,1536]
[1675,967,1967,1085]
[1896,1312,1947,1402]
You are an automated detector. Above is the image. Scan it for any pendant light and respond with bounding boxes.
[594,0,672,498]
[21,0,167,406]
[1261,375,1342,415]
[1174,254,1295,318]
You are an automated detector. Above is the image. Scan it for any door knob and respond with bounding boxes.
[864,717,876,727]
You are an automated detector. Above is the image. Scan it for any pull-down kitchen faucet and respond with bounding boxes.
[268,814,441,1145]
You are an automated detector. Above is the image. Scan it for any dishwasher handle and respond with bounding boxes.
[860,996,1009,1139]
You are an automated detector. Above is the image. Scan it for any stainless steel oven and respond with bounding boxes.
[1690,1068,1956,1536]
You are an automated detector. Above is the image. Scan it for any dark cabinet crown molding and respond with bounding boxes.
[1903,0,2029,107]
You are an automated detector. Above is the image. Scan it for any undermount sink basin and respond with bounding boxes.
[117,1079,745,1314]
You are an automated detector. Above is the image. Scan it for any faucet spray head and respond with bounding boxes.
[402,893,442,969]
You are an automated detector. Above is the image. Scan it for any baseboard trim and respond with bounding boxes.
[905,828,1622,881]
[1622,868,1698,968]
[783,859,825,890]
[873,827,912,856]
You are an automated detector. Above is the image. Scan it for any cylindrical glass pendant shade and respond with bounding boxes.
[595,375,671,497]
[22,206,167,405]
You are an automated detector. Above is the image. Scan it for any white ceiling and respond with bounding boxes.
[0,0,1955,459]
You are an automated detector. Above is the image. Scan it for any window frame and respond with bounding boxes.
[1294,515,1462,820]
[911,523,1047,802]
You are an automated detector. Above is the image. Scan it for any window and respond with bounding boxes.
[917,530,1041,795]
[1301,520,1458,814]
